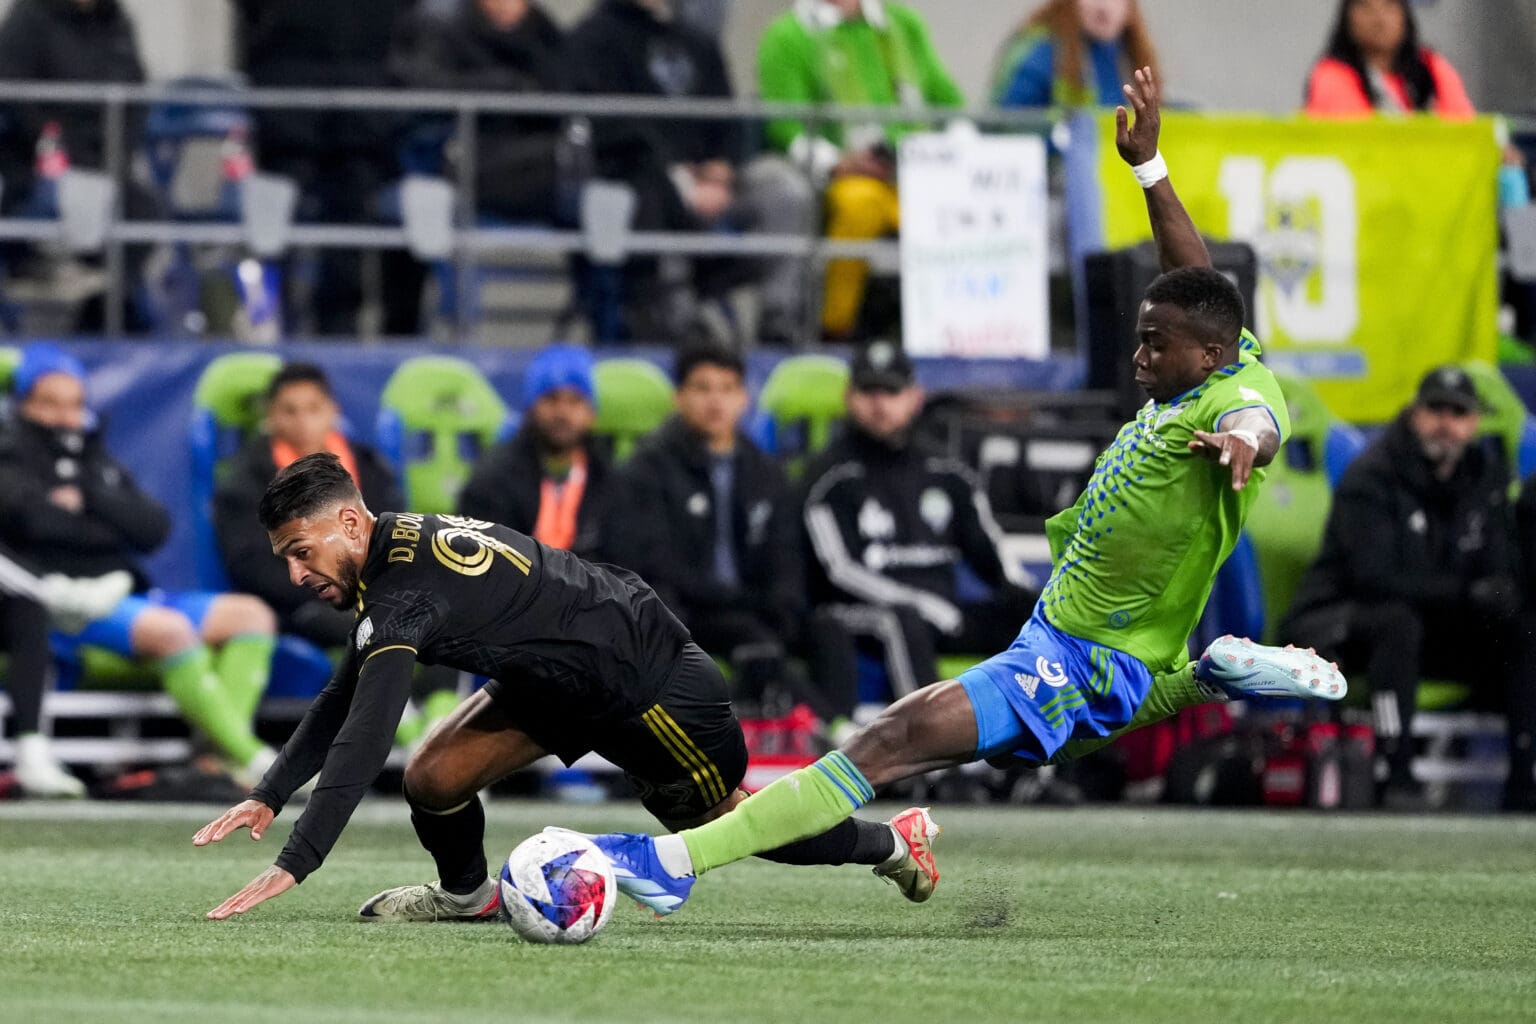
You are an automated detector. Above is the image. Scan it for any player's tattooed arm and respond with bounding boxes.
[1190,407,1281,491]
[1115,66,1212,273]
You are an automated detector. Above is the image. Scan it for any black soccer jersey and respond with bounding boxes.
[355,512,689,715]
[251,512,692,882]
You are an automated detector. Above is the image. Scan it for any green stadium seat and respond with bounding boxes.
[376,356,509,514]
[592,358,673,463]
[754,355,849,470]
[189,352,284,591]
[1244,374,1355,643]
[0,345,20,394]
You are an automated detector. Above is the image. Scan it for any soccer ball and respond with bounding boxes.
[498,831,617,944]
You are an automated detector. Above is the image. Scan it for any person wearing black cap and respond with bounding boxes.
[799,339,1036,716]
[458,344,615,562]
[1283,365,1536,810]
[215,362,403,648]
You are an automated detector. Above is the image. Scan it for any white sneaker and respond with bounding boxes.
[358,877,501,922]
[1197,635,1348,701]
[36,570,132,632]
[14,733,86,798]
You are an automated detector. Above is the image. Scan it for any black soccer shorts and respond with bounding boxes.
[588,641,749,823]
[484,641,748,824]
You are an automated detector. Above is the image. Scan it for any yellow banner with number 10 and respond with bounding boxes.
[1097,113,1500,423]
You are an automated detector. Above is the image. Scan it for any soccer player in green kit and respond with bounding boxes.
[572,66,1349,915]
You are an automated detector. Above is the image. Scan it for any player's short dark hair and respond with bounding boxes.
[267,361,333,403]
[674,344,744,388]
[258,452,362,531]
[1143,267,1246,349]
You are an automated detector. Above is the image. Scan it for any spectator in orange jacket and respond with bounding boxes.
[1303,0,1472,119]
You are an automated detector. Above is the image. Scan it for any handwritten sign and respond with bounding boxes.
[900,129,1049,358]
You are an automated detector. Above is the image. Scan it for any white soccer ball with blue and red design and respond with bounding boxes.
[498,831,617,944]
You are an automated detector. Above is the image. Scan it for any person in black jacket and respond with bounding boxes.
[0,0,145,205]
[389,0,570,224]
[565,0,815,343]
[800,341,1036,711]
[214,362,403,648]
[458,343,613,561]
[1283,366,1536,810]
[0,0,160,332]
[606,345,842,717]
[230,0,420,335]
[0,344,281,782]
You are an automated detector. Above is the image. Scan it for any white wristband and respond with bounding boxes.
[1132,151,1168,189]
[1227,428,1260,450]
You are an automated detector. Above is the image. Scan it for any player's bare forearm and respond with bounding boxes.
[1191,409,1280,491]
[1144,179,1212,272]
[1115,66,1212,272]
[1217,407,1280,467]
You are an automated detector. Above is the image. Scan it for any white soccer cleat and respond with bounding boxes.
[357,877,500,922]
[1197,635,1347,701]
[13,733,85,799]
[873,806,941,902]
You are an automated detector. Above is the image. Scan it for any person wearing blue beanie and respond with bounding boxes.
[458,343,615,558]
[11,343,88,404]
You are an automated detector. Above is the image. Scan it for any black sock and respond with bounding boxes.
[409,795,488,895]
[754,817,895,867]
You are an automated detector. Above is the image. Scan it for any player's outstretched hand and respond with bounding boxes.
[1189,429,1259,491]
[193,798,275,847]
[206,864,296,921]
[1115,65,1161,167]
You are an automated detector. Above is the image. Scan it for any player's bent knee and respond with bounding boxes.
[401,756,475,813]
[205,594,277,640]
[130,607,199,659]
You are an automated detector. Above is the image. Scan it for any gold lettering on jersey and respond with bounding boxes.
[389,513,426,564]
[430,526,532,577]
[438,514,497,531]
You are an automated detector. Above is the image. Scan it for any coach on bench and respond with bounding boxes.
[1282,366,1536,810]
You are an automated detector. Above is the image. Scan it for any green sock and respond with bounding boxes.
[160,645,264,766]
[1047,662,1212,765]
[214,633,276,725]
[681,751,875,875]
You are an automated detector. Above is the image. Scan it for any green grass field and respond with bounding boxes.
[3,800,1534,1024]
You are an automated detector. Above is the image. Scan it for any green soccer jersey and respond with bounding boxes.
[1040,331,1289,674]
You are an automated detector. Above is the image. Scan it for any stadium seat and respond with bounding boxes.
[750,354,849,473]
[1458,360,1536,480]
[186,352,335,698]
[591,357,672,463]
[1243,374,1366,642]
[0,344,20,395]
[189,351,283,591]
[376,356,510,513]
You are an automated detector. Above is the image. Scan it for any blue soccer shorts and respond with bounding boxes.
[958,610,1154,765]
[50,589,221,659]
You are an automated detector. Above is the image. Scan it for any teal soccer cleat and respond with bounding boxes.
[1197,635,1347,701]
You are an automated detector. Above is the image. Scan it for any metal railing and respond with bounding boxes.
[0,80,1057,339]
[1,80,1529,339]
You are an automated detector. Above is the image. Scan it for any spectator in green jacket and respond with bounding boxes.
[758,0,963,339]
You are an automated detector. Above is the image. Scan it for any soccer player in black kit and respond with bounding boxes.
[194,453,934,920]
